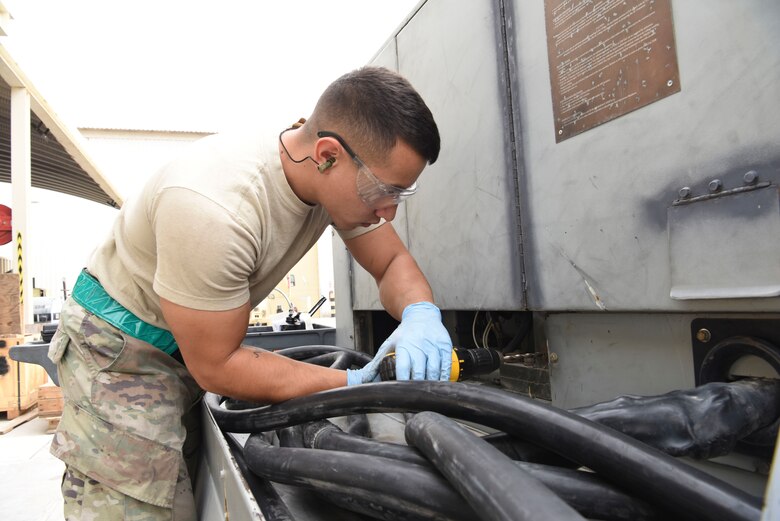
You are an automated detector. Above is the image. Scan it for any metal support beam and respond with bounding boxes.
[11,86,32,328]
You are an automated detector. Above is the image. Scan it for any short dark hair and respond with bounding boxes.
[308,67,440,165]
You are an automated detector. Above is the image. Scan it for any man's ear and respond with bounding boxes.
[313,136,341,172]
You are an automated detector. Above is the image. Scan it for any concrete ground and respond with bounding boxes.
[0,414,65,521]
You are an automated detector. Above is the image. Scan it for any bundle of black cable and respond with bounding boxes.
[207,345,768,521]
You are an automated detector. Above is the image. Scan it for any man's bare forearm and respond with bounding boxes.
[206,345,347,403]
[378,252,434,320]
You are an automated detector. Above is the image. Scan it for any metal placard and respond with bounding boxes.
[544,0,681,142]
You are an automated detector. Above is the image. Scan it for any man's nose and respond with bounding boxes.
[374,204,398,222]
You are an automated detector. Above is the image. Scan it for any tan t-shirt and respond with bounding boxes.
[87,130,378,330]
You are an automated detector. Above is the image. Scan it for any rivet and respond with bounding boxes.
[696,328,711,343]
[708,179,722,193]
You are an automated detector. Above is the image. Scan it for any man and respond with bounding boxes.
[48,66,452,519]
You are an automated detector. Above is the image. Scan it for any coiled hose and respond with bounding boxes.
[206,345,767,521]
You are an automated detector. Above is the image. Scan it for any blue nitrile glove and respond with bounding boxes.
[346,342,393,386]
[345,302,452,384]
[388,302,452,381]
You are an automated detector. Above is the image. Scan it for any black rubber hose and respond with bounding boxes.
[224,433,296,521]
[480,432,578,467]
[514,462,665,521]
[303,419,429,466]
[243,432,479,521]
[272,345,372,365]
[302,419,662,521]
[297,351,354,370]
[406,411,585,521]
[204,382,762,521]
[343,413,372,437]
[277,424,305,448]
[572,378,780,459]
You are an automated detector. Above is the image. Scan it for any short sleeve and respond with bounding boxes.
[334,219,386,241]
[150,187,260,311]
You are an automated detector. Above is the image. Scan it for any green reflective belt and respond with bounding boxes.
[71,270,179,355]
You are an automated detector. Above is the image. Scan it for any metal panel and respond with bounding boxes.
[669,186,780,299]
[390,0,524,310]
[546,312,696,409]
[352,36,408,310]
[195,403,265,520]
[333,231,357,348]
[511,0,780,312]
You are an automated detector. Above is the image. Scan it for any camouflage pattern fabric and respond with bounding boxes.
[49,297,203,520]
[62,461,195,521]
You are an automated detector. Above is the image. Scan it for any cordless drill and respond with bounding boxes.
[378,346,501,381]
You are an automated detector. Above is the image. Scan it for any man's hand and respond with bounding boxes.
[370,301,452,382]
[347,302,452,385]
[346,342,393,385]
[391,302,452,380]
[345,302,452,385]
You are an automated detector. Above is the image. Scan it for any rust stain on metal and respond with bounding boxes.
[544,0,681,142]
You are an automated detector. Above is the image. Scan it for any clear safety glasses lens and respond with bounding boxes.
[355,163,417,209]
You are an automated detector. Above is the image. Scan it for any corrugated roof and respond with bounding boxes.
[0,42,122,208]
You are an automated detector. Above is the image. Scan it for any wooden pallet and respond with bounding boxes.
[0,406,39,434]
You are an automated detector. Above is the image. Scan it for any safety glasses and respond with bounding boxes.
[317,131,418,209]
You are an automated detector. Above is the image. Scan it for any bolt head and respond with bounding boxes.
[549,352,559,364]
[678,187,692,199]
[743,170,758,185]
[696,328,712,343]
[708,179,722,192]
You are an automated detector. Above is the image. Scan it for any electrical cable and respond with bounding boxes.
[299,418,661,521]
[303,419,429,466]
[243,432,479,521]
[472,311,481,348]
[572,377,780,459]
[342,413,372,437]
[406,411,585,521]
[291,351,352,370]
[479,432,578,467]
[482,312,498,349]
[205,382,762,521]
[206,344,771,520]
[272,345,372,365]
[224,432,296,521]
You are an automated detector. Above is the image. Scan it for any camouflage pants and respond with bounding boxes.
[48,297,203,520]
[62,462,195,521]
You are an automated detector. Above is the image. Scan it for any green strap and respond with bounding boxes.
[71,270,179,355]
